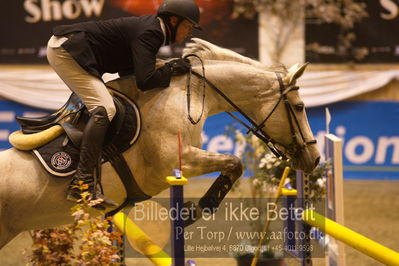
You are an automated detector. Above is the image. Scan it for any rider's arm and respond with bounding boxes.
[131,30,172,91]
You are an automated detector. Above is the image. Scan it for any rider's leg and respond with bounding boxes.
[47,35,117,208]
[46,35,116,120]
[66,106,116,206]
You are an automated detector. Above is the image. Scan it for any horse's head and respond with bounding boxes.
[184,39,320,173]
[252,63,320,173]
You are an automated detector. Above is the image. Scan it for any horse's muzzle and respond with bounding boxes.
[291,144,321,174]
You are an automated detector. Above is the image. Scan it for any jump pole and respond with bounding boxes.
[303,209,399,265]
[251,166,291,266]
[112,176,191,266]
[113,212,172,266]
[113,130,195,266]
[165,129,196,266]
[166,169,188,266]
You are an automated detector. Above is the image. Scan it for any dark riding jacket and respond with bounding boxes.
[53,15,172,91]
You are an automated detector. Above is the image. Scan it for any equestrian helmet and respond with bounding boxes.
[157,0,201,29]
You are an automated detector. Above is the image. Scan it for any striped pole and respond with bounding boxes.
[281,185,298,255]
[303,209,399,265]
[166,169,188,266]
[251,166,291,266]
[113,212,172,266]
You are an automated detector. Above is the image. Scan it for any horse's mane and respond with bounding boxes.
[183,38,288,73]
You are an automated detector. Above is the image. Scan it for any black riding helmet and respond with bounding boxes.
[158,0,201,28]
[157,0,201,43]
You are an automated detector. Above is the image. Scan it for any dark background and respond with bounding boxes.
[0,0,258,64]
[305,0,399,63]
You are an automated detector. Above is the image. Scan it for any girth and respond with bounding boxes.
[103,144,151,217]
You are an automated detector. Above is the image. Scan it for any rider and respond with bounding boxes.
[46,0,201,209]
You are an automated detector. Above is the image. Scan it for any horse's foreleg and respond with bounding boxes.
[182,146,243,226]
[183,146,243,179]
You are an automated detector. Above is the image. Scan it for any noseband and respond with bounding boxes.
[184,55,316,160]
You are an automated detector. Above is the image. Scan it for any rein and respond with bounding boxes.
[183,56,316,160]
[184,54,206,125]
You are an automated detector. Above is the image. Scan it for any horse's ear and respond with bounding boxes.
[287,62,309,85]
[288,63,299,73]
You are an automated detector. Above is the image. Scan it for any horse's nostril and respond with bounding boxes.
[314,156,320,168]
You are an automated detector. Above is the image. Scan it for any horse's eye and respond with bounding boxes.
[295,104,304,112]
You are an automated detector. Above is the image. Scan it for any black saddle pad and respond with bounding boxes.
[33,133,80,176]
[33,92,141,177]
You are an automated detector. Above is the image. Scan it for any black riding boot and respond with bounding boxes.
[66,106,117,210]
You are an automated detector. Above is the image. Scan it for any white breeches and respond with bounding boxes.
[46,35,116,121]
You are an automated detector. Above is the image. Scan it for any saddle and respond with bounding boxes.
[11,88,151,215]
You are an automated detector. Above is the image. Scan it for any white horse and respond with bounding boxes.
[0,39,320,248]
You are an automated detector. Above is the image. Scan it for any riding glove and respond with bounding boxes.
[166,58,191,76]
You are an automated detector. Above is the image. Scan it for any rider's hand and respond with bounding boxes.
[166,58,191,76]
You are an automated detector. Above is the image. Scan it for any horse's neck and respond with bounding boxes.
[194,62,279,116]
[107,62,281,123]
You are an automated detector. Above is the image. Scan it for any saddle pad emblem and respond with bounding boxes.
[51,152,72,170]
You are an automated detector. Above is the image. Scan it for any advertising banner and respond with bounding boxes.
[306,0,399,63]
[1,100,398,180]
[309,101,399,179]
[204,101,399,179]
[0,0,257,63]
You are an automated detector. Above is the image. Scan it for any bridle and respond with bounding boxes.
[184,54,317,160]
